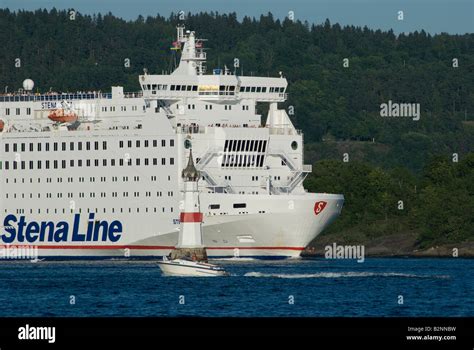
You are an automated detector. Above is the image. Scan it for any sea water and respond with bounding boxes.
[0,258,472,317]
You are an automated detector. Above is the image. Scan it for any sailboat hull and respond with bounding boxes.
[157,259,228,277]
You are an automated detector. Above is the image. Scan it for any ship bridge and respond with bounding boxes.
[139,26,288,103]
[139,75,287,103]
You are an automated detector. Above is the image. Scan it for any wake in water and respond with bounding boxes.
[244,271,450,279]
[211,257,257,262]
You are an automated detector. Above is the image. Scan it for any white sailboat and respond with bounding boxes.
[157,256,228,277]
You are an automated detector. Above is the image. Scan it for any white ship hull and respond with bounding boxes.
[1,193,343,259]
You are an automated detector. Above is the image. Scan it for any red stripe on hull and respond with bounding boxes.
[0,245,304,251]
[180,212,203,223]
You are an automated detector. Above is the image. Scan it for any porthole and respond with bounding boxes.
[291,141,298,150]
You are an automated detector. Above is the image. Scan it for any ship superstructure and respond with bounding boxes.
[0,27,344,258]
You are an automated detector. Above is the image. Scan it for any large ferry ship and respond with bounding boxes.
[0,27,344,258]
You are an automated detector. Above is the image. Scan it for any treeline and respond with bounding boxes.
[304,153,474,247]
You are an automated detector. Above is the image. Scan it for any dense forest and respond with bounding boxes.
[306,154,474,249]
[0,9,472,250]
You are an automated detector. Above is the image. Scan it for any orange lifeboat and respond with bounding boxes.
[0,119,4,132]
[48,109,78,123]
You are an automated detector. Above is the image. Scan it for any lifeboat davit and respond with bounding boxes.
[0,119,4,132]
[48,109,78,123]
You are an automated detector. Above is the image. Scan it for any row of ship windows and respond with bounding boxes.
[240,86,285,93]
[209,203,247,209]
[3,176,174,184]
[119,139,174,148]
[8,207,175,215]
[4,191,174,199]
[1,93,105,103]
[5,105,146,116]
[3,175,279,185]
[101,105,142,112]
[8,207,263,216]
[5,107,31,116]
[180,104,250,111]
[4,140,108,153]
[142,84,285,93]
[224,139,267,153]
[221,154,265,168]
[1,157,175,170]
[3,139,174,153]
